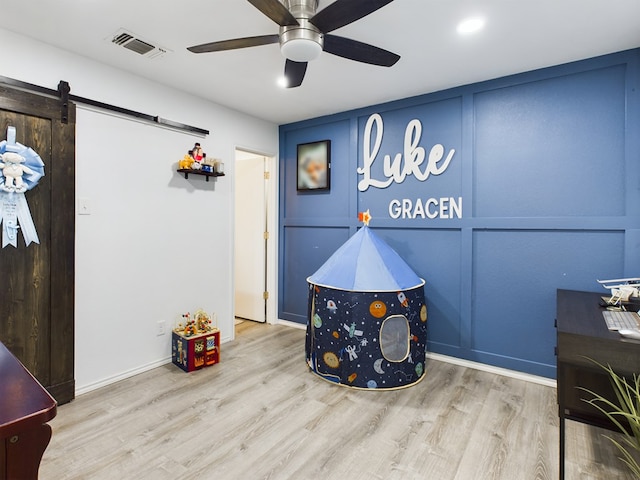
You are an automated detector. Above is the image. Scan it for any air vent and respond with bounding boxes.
[107,29,171,59]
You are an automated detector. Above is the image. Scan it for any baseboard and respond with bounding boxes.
[276,318,306,330]
[275,319,556,388]
[426,351,557,388]
[76,357,172,396]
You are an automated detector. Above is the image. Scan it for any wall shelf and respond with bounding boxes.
[177,168,225,182]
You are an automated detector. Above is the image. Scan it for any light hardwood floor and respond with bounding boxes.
[40,321,635,479]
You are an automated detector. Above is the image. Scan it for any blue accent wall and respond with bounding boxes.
[278,49,640,378]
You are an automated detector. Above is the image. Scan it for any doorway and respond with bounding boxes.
[234,149,272,327]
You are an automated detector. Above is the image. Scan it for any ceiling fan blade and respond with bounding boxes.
[247,0,299,26]
[310,0,395,33]
[187,35,280,53]
[284,60,308,88]
[323,35,400,67]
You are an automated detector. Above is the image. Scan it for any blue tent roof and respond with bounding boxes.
[307,226,424,291]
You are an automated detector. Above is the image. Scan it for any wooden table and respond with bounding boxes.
[0,341,57,480]
[556,289,640,480]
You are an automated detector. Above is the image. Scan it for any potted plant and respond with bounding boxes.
[580,361,640,478]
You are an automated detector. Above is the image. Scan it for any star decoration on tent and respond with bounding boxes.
[358,209,372,226]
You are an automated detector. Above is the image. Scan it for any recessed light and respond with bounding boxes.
[277,76,288,88]
[457,17,485,35]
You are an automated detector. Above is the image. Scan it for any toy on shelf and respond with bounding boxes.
[177,143,206,171]
[192,143,204,162]
[176,143,225,180]
[178,154,192,170]
[201,157,215,173]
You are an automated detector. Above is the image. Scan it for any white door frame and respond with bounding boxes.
[232,147,278,332]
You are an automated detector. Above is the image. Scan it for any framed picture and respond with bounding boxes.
[297,140,331,191]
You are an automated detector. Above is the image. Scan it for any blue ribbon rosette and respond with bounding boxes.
[0,126,45,247]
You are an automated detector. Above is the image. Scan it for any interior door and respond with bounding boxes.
[0,85,75,404]
[234,152,267,322]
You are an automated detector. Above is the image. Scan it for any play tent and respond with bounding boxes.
[306,225,427,390]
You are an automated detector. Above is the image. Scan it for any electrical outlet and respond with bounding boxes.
[157,320,166,336]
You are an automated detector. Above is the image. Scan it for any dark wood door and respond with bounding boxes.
[0,85,75,404]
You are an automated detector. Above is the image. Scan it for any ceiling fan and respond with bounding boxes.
[187,0,400,88]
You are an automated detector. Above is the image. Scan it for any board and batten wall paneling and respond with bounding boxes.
[278,48,640,379]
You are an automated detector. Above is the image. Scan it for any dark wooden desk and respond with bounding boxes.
[556,289,640,480]
[0,341,57,480]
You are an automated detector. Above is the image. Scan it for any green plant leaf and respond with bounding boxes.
[579,358,640,478]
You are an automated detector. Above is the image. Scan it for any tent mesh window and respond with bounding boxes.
[379,315,410,362]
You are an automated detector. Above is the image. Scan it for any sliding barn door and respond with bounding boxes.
[0,85,75,404]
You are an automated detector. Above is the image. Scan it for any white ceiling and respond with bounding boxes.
[2,0,639,125]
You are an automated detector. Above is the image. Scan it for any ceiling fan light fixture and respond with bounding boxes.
[281,37,322,62]
[187,0,401,87]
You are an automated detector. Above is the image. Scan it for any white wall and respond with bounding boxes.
[0,28,278,393]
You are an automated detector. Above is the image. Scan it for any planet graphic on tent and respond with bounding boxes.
[305,211,428,390]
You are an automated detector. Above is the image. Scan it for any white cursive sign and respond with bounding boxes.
[357,113,456,192]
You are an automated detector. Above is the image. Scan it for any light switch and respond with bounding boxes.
[78,197,91,215]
